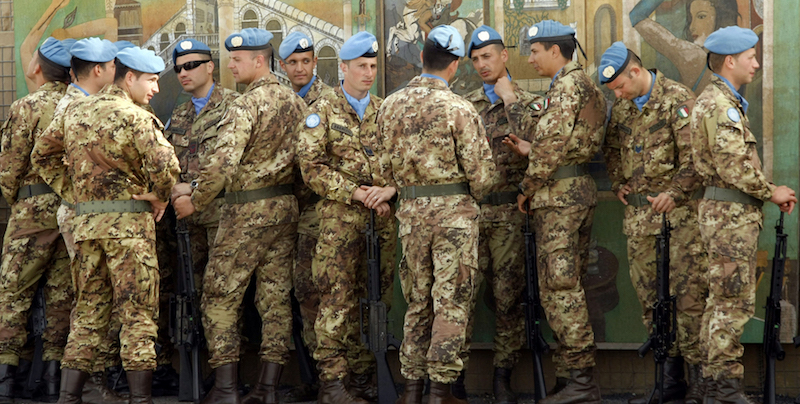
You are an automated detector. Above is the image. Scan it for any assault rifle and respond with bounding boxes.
[290,292,318,387]
[765,212,787,404]
[637,213,676,404]
[360,209,400,404]
[523,206,548,401]
[170,218,203,403]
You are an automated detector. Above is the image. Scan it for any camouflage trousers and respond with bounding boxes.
[313,201,396,382]
[62,238,160,372]
[397,216,479,384]
[533,205,596,371]
[57,204,121,372]
[0,194,72,366]
[295,205,320,354]
[699,213,759,380]
[627,205,708,365]
[201,222,296,369]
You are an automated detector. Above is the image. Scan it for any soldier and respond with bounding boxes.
[460,25,542,404]
[56,46,179,404]
[691,26,796,403]
[508,20,606,404]
[0,37,72,404]
[171,28,305,404]
[374,25,496,404]
[277,31,330,402]
[295,31,397,404]
[32,37,129,404]
[599,42,708,404]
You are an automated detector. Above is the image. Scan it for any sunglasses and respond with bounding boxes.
[174,59,211,73]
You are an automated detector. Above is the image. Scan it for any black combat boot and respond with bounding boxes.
[396,379,424,404]
[34,360,61,403]
[13,360,28,399]
[105,366,127,394]
[151,364,180,397]
[429,381,467,404]
[0,364,16,404]
[705,378,716,404]
[628,356,687,404]
[349,372,378,402]
[318,379,368,404]
[241,362,281,404]
[493,367,518,404]
[82,372,128,404]
[56,368,88,404]
[713,378,756,404]
[451,373,466,400]
[201,364,241,404]
[126,371,152,404]
[540,368,601,404]
[684,364,705,404]
[282,380,318,403]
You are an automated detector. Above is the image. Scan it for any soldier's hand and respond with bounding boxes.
[517,193,530,214]
[173,195,197,219]
[494,76,518,104]
[503,134,531,156]
[771,185,797,215]
[132,192,169,222]
[360,185,397,209]
[375,201,392,218]
[647,192,675,213]
[617,184,632,205]
[172,182,192,202]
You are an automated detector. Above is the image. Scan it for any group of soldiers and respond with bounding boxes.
[0,10,794,404]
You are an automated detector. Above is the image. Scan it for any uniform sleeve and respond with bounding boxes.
[454,106,496,201]
[133,117,179,202]
[0,100,35,204]
[602,108,625,194]
[375,106,397,190]
[503,91,541,142]
[31,108,68,198]
[665,97,701,202]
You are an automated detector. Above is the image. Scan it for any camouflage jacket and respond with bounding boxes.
[191,74,304,228]
[377,75,496,228]
[167,83,239,226]
[0,81,67,205]
[604,71,701,236]
[63,84,179,241]
[691,75,772,228]
[520,61,605,209]
[293,77,331,213]
[302,76,330,107]
[464,81,542,222]
[296,85,385,205]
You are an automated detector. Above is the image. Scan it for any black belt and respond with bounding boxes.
[704,186,763,207]
[480,191,518,205]
[75,200,152,215]
[398,183,470,199]
[550,164,589,180]
[224,184,294,204]
[17,183,54,200]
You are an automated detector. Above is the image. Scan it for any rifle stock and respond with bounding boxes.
[523,207,548,401]
[764,212,787,404]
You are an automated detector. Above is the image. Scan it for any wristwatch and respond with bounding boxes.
[190,180,200,190]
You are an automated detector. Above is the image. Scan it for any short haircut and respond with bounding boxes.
[71,57,104,81]
[623,51,644,77]
[540,39,576,60]
[38,51,71,83]
[114,58,144,82]
[422,39,459,72]
[707,51,744,73]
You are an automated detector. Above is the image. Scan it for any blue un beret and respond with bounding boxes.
[704,26,759,55]
[61,38,78,52]
[114,41,136,52]
[340,31,378,61]
[279,32,314,60]
[468,25,503,57]
[225,28,273,51]
[172,38,212,64]
[527,20,576,43]
[427,25,465,58]
[38,37,71,68]
[598,42,633,84]
[70,38,117,63]
[116,47,165,74]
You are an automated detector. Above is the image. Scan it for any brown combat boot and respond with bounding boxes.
[318,379,369,404]
[628,356,687,404]
[201,364,241,404]
[540,368,601,404]
[429,381,467,404]
[0,364,16,404]
[56,368,89,404]
[549,377,569,396]
[395,379,424,404]
[282,381,318,403]
[241,362,281,404]
[684,364,705,404]
[451,373,466,400]
[126,371,152,404]
[493,367,518,404]
[82,372,128,404]
[349,372,378,402]
[713,378,757,404]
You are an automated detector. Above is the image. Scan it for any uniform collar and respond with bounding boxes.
[712,73,748,114]
[340,81,371,121]
[191,83,215,116]
[632,71,656,111]
[421,73,449,87]
[297,75,317,98]
[70,83,90,96]
[482,72,512,104]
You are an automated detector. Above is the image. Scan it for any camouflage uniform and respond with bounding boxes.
[462,83,542,369]
[0,81,72,366]
[691,75,773,380]
[376,75,496,383]
[296,86,397,382]
[59,84,179,372]
[603,71,708,365]
[519,61,605,371]
[192,75,304,369]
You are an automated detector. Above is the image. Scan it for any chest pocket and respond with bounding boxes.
[169,127,190,148]
[643,118,675,178]
[328,121,361,170]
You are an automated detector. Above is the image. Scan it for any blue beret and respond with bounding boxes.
[527,20,576,43]
[70,38,117,63]
[116,47,165,74]
[172,39,212,64]
[38,37,71,68]
[468,25,503,56]
[61,38,78,52]
[225,28,274,51]
[340,31,378,60]
[114,41,136,52]
[704,26,759,55]
[279,31,314,60]
[598,42,634,84]
[427,25,465,57]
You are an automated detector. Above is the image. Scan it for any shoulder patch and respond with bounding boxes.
[677,105,689,119]
[530,102,542,111]
[726,108,740,123]
[305,113,321,128]
[543,97,550,110]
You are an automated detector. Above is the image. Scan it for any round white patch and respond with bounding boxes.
[477,30,490,42]
[231,36,243,47]
[602,66,616,79]
[726,108,740,122]
[180,40,193,50]
[528,26,539,38]
[371,41,379,52]
[306,113,321,128]
[299,38,309,48]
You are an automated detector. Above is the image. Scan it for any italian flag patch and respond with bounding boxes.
[677,105,689,119]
